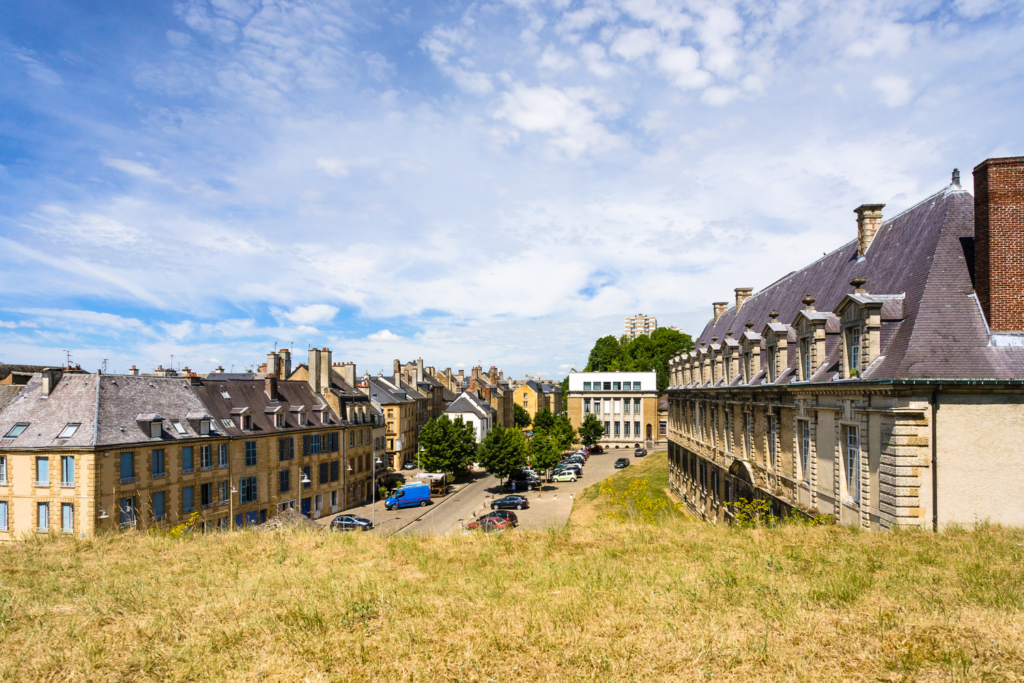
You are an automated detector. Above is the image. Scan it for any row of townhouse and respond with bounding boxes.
[0,352,385,539]
[666,158,1024,531]
[434,365,515,428]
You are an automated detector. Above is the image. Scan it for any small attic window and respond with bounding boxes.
[171,420,187,435]
[58,424,80,439]
[275,413,285,428]
[222,418,236,429]
[200,420,211,436]
[242,414,253,430]
[220,390,231,400]
[150,421,162,439]
[4,424,28,438]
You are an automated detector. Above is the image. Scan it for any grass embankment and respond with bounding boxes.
[2,491,1024,680]
[570,449,685,526]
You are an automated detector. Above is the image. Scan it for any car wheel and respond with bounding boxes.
[491,505,498,510]
[516,504,522,510]
[420,500,427,507]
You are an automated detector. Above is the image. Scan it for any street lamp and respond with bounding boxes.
[230,486,238,530]
[372,456,383,528]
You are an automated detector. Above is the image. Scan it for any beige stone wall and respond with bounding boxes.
[935,392,1024,527]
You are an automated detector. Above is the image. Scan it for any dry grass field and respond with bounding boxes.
[2,457,1023,682]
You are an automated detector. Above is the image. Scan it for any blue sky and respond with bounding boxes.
[1,0,1022,380]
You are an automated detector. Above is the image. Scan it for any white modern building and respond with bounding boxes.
[567,371,660,448]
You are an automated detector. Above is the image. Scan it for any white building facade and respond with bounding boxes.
[567,371,660,448]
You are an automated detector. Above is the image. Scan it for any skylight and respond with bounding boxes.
[58,424,80,438]
[222,418,236,428]
[220,391,231,399]
[171,420,187,435]
[4,424,28,438]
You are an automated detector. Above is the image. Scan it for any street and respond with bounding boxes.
[318,448,635,535]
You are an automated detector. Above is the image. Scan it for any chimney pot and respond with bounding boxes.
[952,168,961,187]
[854,204,885,257]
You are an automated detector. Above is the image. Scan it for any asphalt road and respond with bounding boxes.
[320,448,639,535]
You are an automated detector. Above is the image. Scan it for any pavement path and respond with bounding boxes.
[318,449,640,535]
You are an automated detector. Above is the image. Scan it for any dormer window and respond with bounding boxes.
[849,326,861,373]
[150,421,162,439]
[299,413,308,426]
[58,423,80,439]
[275,413,285,428]
[200,420,210,436]
[743,352,752,383]
[242,415,253,430]
[801,339,811,380]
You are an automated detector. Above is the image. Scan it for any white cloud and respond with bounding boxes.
[276,304,339,326]
[656,46,711,90]
[316,157,349,177]
[580,42,617,78]
[846,23,913,58]
[873,75,914,107]
[610,27,661,60]
[367,329,399,341]
[494,84,620,156]
[538,45,577,71]
[11,48,62,85]
[102,158,160,178]
[701,86,741,106]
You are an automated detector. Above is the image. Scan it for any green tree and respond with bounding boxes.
[477,425,528,486]
[582,328,693,394]
[417,415,477,477]
[549,414,577,453]
[513,403,532,429]
[558,376,569,412]
[578,413,605,449]
[527,429,561,481]
[532,408,555,432]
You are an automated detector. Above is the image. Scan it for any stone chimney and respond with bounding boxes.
[266,353,279,379]
[278,349,291,379]
[712,302,728,323]
[735,287,753,310]
[499,370,504,380]
[319,347,331,392]
[265,375,279,401]
[40,368,63,397]
[489,366,498,383]
[129,366,139,376]
[416,357,424,382]
[393,359,401,386]
[855,204,885,257]
[308,348,322,393]
[471,365,482,379]
[339,362,356,387]
[974,157,1024,332]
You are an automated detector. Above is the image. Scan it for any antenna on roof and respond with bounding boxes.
[63,349,73,369]
[274,340,278,352]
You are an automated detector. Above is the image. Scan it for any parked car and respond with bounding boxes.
[331,515,373,531]
[465,517,512,533]
[589,445,604,454]
[403,461,417,470]
[614,458,630,469]
[552,471,577,482]
[554,465,582,478]
[575,449,589,456]
[634,448,647,457]
[504,476,540,492]
[492,495,530,510]
[479,510,519,526]
[560,457,585,468]
[385,482,431,510]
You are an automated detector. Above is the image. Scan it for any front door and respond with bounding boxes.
[646,423,652,440]
[301,497,311,517]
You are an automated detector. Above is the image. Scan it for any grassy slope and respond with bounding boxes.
[2,480,1024,680]
[569,449,684,526]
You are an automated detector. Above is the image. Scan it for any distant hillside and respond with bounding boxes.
[584,327,693,393]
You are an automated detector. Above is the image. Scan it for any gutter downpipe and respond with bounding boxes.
[930,385,941,532]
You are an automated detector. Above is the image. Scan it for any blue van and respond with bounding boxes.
[385,482,431,510]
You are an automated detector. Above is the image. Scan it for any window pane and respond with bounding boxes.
[37,457,49,484]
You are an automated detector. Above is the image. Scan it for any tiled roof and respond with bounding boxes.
[191,379,341,438]
[0,386,22,415]
[693,185,1024,381]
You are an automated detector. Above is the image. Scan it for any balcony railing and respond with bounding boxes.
[60,481,75,488]
[183,506,195,514]
[36,527,49,533]
[200,465,213,471]
[201,503,214,510]
[119,521,136,529]
[153,472,166,479]
[218,499,229,506]
[182,468,195,474]
[120,477,137,484]
[34,480,50,487]
[153,514,166,522]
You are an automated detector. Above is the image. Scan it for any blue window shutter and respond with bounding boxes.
[303,435,310,456]
[183,486,194,512]
[0,501,7,529]
[182,447,193,471]
[153,492,165,518]
[37,457,49,483]
[120,453,133,479]
[62,503,73,531]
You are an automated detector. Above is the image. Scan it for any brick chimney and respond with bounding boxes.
[265,375,279,400]
[339,362,356,387]
[471,365,482,379]
[489,366,498,383]
[855,204,885,257]
[393,359,401,386]
[712,302,728,323]
[277,349,291,379]
[974,157,1024,332]
[735,287,752,310]
[266,353,279,379]
[129,366,139,376]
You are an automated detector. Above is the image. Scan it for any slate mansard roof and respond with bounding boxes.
[687,182,1024,384]
[0,373,343,450]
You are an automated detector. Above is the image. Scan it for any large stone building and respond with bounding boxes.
[566,371,659,448]
[0,368,372,538]
[666,159,1024,530]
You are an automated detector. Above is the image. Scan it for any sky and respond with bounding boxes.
[1,0,1022,380]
